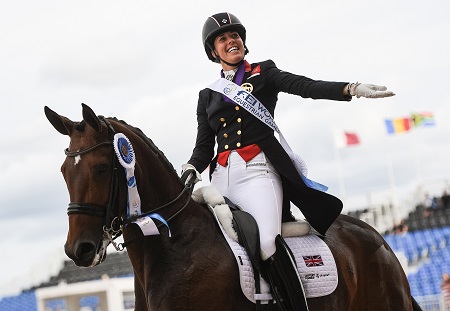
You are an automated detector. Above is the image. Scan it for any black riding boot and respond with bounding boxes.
[263,235,309,311]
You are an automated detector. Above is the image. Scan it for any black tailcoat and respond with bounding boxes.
[188,59,351,235]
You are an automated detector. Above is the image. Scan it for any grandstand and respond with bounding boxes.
[2,192,450,310]
[0,252,135,311]
[350,190,450,310]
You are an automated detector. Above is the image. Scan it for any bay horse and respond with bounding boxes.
[45,103,421,311]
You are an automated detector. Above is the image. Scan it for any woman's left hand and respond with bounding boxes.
[349,83,395,98]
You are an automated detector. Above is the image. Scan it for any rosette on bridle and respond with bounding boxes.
[113,133,171,237]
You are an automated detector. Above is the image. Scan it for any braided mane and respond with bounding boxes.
[107,117,179,177]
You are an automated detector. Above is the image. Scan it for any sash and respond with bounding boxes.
[207,78,327,192]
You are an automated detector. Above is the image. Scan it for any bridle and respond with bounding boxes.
[64,116,122,252]
[64,116,194,252]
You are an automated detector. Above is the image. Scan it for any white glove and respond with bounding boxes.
[181,163,202,185]
[349,82,395,98]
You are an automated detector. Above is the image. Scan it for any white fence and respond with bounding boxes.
[416,294,450,311]
[35,277,134,311]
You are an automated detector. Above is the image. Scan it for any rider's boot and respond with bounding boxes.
[263,234,309,311]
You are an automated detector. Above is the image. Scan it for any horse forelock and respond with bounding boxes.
[75,120,86,132]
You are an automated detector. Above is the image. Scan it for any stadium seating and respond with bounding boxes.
[0,291,36,311]
[382,199,450,299]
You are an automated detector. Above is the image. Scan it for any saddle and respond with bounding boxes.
[192,186,311,278]
[192,186,326,310]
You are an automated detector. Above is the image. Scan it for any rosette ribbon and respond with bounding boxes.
[113,133,171,237]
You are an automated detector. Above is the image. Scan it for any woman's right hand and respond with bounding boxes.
[181,163,202,186]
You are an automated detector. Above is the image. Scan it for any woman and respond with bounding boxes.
[182,12,394,310]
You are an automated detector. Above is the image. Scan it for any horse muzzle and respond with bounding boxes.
[65,237,109,267]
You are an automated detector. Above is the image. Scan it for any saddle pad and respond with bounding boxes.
[208,206,338,303]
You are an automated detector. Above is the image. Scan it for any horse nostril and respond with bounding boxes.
[76,242,96,259]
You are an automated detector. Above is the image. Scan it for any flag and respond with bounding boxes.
[384,117,412,134]
[335,129,360,148]
[303,255,324,267]
[411,112,436,127]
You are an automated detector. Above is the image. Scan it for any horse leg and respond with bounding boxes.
[133,276,149,311]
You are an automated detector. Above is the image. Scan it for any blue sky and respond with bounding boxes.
[1,0,449,297]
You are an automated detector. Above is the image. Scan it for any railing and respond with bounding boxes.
[416,294,450,311]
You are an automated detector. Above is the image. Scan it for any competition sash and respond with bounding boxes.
[208,78,328,192]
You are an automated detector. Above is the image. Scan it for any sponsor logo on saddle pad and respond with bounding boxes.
[305,273,331,280]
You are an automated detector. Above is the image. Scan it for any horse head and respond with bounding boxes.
[45,104,125,267]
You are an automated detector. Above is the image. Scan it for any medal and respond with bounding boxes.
[241,83,253,93]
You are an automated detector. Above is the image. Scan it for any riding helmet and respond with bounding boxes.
[202,12,249,62]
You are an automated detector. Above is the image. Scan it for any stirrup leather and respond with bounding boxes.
[264,235,309,311]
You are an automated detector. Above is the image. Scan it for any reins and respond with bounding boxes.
[119,184,194,249]
[125,184,193,225]
[64,116,193,251]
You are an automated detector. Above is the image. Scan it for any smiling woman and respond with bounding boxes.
[181,11,396,311]
[211,31,246,70]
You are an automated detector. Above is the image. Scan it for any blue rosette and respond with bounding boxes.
[113,133,136,169]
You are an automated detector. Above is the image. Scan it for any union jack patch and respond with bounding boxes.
[303,255,324,267]
[248,65,261,79]
[250,65,261,76]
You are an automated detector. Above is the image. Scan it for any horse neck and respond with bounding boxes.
[116,124,184,213]
[112,121,223,263]
[112,120,205,231]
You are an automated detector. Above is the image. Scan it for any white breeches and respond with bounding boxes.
[211,151,283,260]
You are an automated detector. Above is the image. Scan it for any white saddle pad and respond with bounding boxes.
[208,205,338,303]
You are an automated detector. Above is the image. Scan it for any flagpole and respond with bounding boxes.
[412,131,423,187]
[385,136,400,222]
[333,128,346,201]
[334,145,346,200]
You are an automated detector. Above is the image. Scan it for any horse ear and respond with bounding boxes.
[82,103,102,132]
[44,106,74,136]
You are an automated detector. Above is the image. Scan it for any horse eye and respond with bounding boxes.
[97,163,109,174]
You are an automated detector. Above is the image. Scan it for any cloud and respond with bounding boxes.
[41,33,153,88]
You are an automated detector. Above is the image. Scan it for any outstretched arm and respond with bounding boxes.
[343,83,395,98]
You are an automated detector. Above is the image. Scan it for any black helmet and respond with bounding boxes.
[202,12,248,63]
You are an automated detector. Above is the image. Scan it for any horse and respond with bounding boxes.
[45,103,422,311]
